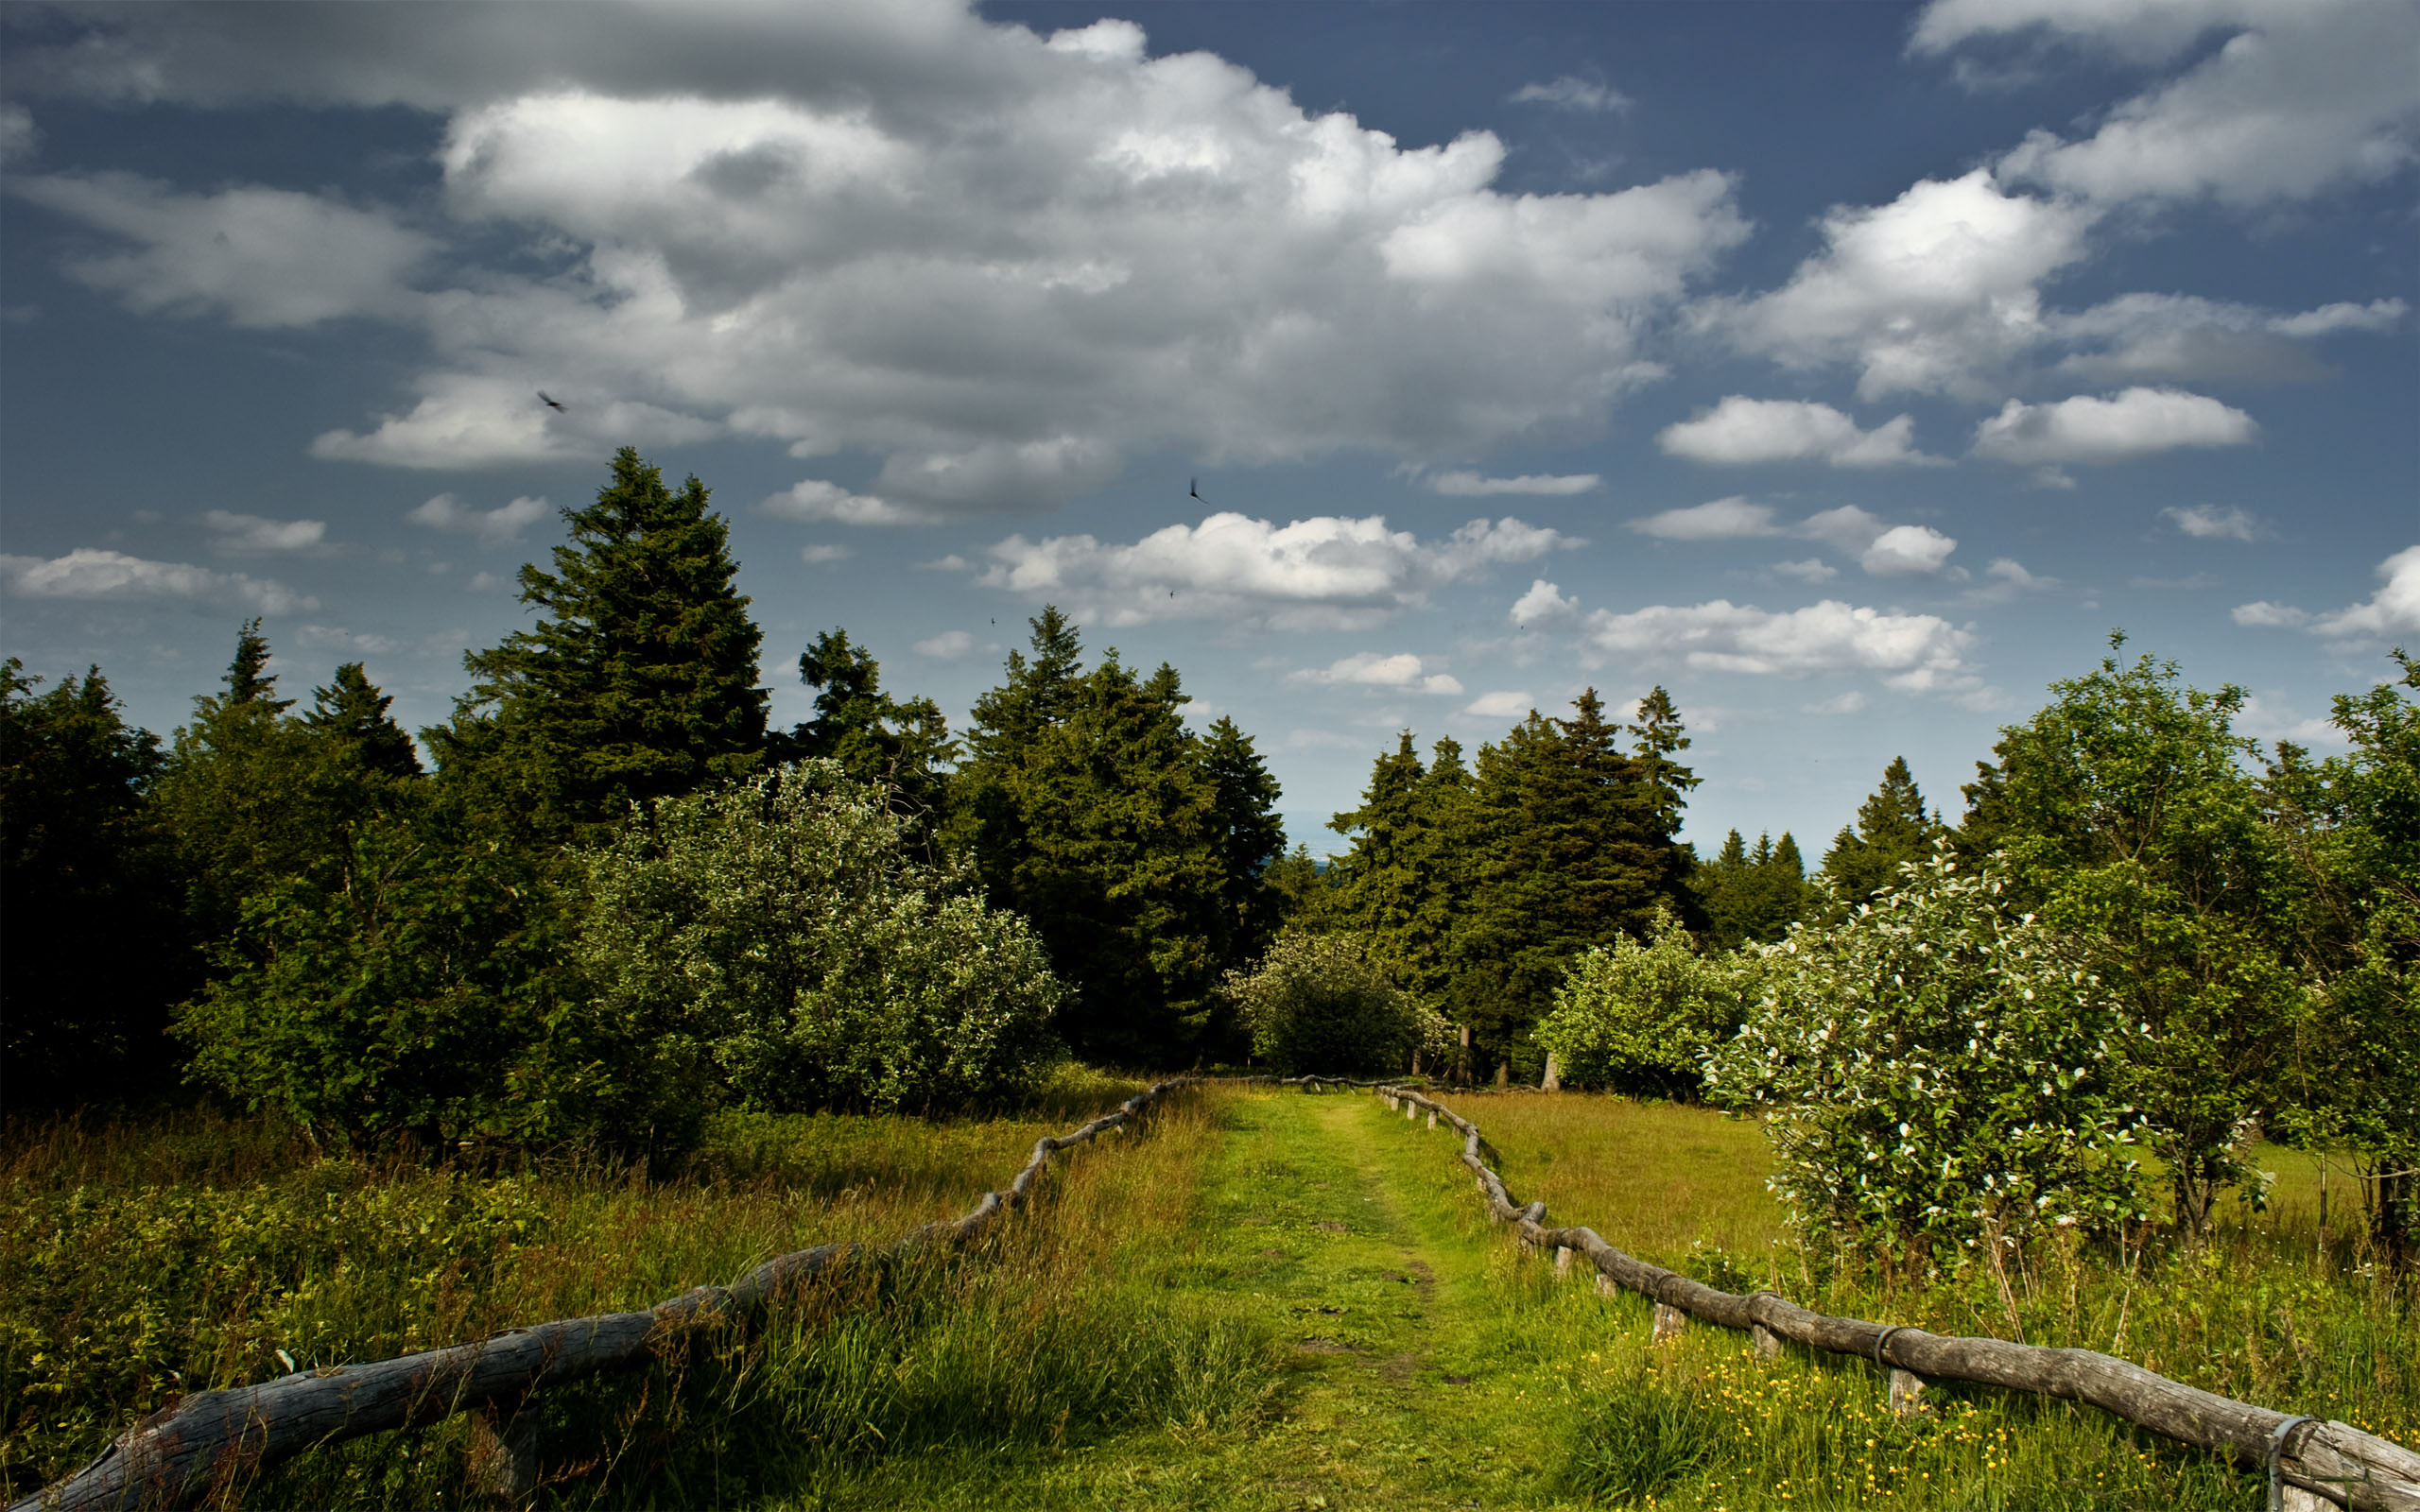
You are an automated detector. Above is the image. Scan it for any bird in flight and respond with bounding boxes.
[538,391,567,412]
[1189,477,1204,502]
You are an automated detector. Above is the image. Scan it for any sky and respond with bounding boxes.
[1,0,2413,858]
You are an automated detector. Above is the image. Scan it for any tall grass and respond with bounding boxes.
[1431,1091,2418,1505]
[2,1072,1280,1505]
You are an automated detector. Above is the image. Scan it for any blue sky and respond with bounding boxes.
[2,0,2413,856]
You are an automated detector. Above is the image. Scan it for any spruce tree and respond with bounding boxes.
[304,662,423,780]
[1199,714,1288,971]
[787,628,956,847]
[437,448,768,834]
[223,617,293,713]
[1821,755,1941,903]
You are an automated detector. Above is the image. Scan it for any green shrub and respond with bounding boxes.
[569,761,1064,1113]
[1531,903,1753,1097]
[1218,930,1447,1075]
[1704,850,2152,1260]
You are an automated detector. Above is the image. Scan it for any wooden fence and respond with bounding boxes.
[13,1075,1224,1512]
[1371,1082,2420,1512]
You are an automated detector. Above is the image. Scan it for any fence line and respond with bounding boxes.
[1371,1082,2420,1512]
[17,1076,1222,1512]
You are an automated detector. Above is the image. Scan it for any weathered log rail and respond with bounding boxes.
[15,1077,1216,1512]
[1373,1082,2420,1512]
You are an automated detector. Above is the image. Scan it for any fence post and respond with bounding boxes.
[1651,1304,1687,1344]
[1555,1246,1574,1278]
[1542,1051,1561,1092]
[1889,1369,1926,1418]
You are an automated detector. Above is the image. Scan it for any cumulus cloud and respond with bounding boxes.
[9,171,430,328]
[1291,652,1463,696]
[16,8,1750,505]
[1511,578,1582,630]
[1508,77,1634,113]
[2164,504,2265,541]
[1657,396,1936,468]
[1528,588,1981,696]
[202,510,327,554]
[761,478,936,527]
[799,543,854,564]
[2231,547,2420,639]
[1628,497,1780,540]
[1772,558,1840,583]
[1697,169,2094,401]
[965,511,1574,629]
[408,492,553,543]
[0,547,316,613]
[1800,505,1963,578]
[1425,470,1602,496]
[1965,557,2061,604]
[1463,690,1536,719]
[1919,2,2420,209]
[1972,387,2256,468]
[912,629,979,659]
[2051,294,2407,387]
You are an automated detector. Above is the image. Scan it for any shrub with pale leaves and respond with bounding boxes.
[1704,850,2150,1260]
[570,762,1064,1113]
[1219,930,1451,1076]
[1533,904,1756,1098]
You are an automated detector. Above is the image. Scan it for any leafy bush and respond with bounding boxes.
[569,762,1064,1113]
[1532,904,1754,1097]
[1704,850,2151,1260]
[1218,930,1448,1075]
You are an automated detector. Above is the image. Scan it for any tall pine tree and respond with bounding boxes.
[433,448,768,834]
[1821,755,1942,903]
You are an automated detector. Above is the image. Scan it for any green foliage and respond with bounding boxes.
[571,761,1065,1114]
[1324,732,1471,1010]
[954,610,1280,1065]
[174,810,577,1148]
[1690,828,1817,950]
[1821,755,1945,906]
[0,659,186,1098]
[302,662,422,780]
[785,627,956,852]
[1218,930,1448,1075]
[2268,648,2420,1263]
[1706,850,2152,1259]
[436,447,769,837]
[1533,905,1754,1098]
[1967,635,2299,1233]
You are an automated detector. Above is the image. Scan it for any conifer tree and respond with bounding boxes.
[787,628,955,847]
[1821,755,1941,903]
[1200,714,1288,969]
[1329,733,1470,1007]
[435,448,768,835]
[304,662,423,780]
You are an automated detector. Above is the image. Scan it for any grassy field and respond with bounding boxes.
[4,1082,2412,1508]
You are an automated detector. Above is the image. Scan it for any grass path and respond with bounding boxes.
[790,1086,1609,1510]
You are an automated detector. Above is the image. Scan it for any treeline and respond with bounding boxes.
[1,450,1295,1143]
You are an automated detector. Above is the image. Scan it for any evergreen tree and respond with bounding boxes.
[787,627,956,848]
[434,448,768,835]
[1328,733,1471,1010]
[1822,756,1942,904]
[1199,714,1288,971]
[1,659,188,1098]
[222,617,293,713]
[303,662,423,780]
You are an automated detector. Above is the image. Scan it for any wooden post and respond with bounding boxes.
[1651,1303,1687,1344]
[1426,1109,1436,1129]
[1405,1100,1415,1122]
[1457,1025,1472,1085]
[1595,1272,1617,1299]
[1888,1368,1926,1418]
[1555,1246,1574,1278]
[466,1401,536,1502]
[1495,1060,1510,1089]
[1542,1050,1561,1092]
[1752,1324,1782,1362]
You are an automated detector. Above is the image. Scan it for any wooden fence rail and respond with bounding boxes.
[1372,1082,2420,1512]
[15,1076,1222,1512]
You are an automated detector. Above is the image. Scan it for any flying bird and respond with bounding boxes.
[1189,477,1203,502]
[538,391,566,412]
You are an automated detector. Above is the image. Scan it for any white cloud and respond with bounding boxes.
[1425,470,1602,496]
[1291,652,1463,696]
[2311,546,2420,639]
[30,9,1747,502]
[0,105,35,165]
[798,543,854,564]
[2050,294,2407,387]
[1944,3,2420,209]
[202,509,326,554]
[10,171,430,328]
[2164,504,2265,541]
[762,478,935,527]
[1656,397,1936,468]
[1860,524,1962,577]
[1698,169,2094,401]
[1965,556,2061,604]
[407,492,552,543]
[1508,77,1634,113]
[1511,578,1582,630]
[2232,600,2311,628]
[1463,691,1536,719]
[0,547,317,613]
[1804,689,1870,715]
[1971,387,2256,466]
[912,629,979,659]
[966,511,1575,629]
[1537,592,1982,695]
[2231,551,2420,638]
[1628,497,1780,540]
[1772,558,1840,583]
